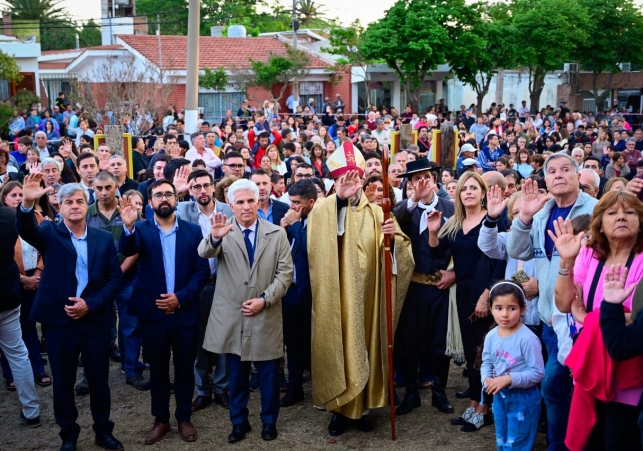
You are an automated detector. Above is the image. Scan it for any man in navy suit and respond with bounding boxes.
[278,179,317,407]
[118,179,209,445]
[18,174,123,451]
[250,169,289,226]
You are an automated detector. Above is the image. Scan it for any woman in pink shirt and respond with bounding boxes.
[550,189,643,450]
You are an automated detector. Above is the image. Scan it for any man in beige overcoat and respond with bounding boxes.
[198,178,293,444]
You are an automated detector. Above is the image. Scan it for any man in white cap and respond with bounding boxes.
[307,141,414,436]
[456,143,482,176]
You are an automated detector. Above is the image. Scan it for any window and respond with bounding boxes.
[300,82,324,113]
[0,79,9,100]
[198,92,246,124]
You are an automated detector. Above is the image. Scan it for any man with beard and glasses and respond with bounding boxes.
[118,180,209,445]
[175,170,233,412]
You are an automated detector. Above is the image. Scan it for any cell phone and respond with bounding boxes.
[511,270,530,284]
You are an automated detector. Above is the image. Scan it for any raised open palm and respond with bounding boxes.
[335,170,363,201]
[546,216,585,261]
[603,264,637,305]
[22,173,52,204]
[426,210,443,234]
[520,178,549,223]
[486,185,507,219]
[412,177,436,202]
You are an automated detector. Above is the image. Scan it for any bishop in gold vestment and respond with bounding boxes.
[307,191,414,424]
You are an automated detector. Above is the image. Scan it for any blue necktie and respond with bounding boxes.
[87,188,95,205]
[243,229,254,267]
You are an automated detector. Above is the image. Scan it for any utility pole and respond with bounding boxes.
[291,0,299,113]
[185,0,200,134]
[157,14,162,80]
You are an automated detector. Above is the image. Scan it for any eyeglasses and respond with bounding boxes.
[389,169,403,173]
[224,164,244,169]
[191,183,212,191]
[151,192,176,200]
[295,173,314,178]
[580,184,592,192]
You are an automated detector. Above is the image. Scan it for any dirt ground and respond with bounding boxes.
[0,361,548,451]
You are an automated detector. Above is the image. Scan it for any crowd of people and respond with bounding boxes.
[2,94,643,451]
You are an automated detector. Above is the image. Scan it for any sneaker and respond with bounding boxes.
[75,377,89,396]
[126,375,150,391]
[20,412,41,428]
[249,372,259,391]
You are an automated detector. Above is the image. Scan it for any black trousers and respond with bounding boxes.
[281,283,311,389]
[456,280,494,404]
[395,282,450,391]
[585,400,642,451]
[140,315,199,424]
[44,324,113,441]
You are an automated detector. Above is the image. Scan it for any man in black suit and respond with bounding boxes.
[278,180,317,407]
[17,174,123,451]
[118,179,209,445]
[250,169,289,226]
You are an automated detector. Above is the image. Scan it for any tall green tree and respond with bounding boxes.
[361,0,470,112]
[446,2,518,111]
[78,19,102,48]
[0,49,23,83]
[5,0,67,40]
[511,0,590,112]
[39,16,77,50]
[576,0,643,112]
[325,20,375,110]
[249,48,311,102]
[297,0,326,27]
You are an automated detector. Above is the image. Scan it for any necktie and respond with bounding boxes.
[88,188,95,205]
[243,229,254,267]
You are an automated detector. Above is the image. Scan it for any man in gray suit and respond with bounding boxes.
[176,169,233,412]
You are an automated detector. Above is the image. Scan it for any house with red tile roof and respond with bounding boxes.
[38,34,351,123]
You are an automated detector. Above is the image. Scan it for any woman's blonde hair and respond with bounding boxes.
[507,191,523,222]
[439,171,488,240]
[265,144,282,164]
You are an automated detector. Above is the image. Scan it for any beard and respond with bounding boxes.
[197,194,212,207]
[153,203,175,218]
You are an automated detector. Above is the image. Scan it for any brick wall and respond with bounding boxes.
[577,72,643,92]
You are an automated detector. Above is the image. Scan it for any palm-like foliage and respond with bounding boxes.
[5,0,67,21]
[298,0,326,26]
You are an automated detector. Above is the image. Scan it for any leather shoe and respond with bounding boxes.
[432,389,455,413]
[261,423,278,441]
[228,422,252,443]
[109,345,122,363]
[145,422,171,445]
[214,392,230,408]
[191,395,212,412]
[355,415,375,432]
[60,439,77,451]
[328,413,350,436]
[95,433,124,450]
[455,388,470,399]
[280,386,304,407]
[126,375,150,391]
[396,391,421,415]
[178,421,197,442]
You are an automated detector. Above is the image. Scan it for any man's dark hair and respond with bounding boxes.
[95,170,117,183]
[201,121,210,127]
[163,158,190,182]
[155,153,172,164]
[310,177,325,195]
[505,130,515,137]
[336,126,347,135]
[501,169,517,180]
[187,169,213,184]
[178,140,190,152]
[294,162,314,173]
[583,155,601,166]
[418,126,429,133]
[364,151,381,162]
[250,168,270,179]
[164,134,178,144]
[281,128,292,139]
[283,142,296,153]
[528,174,547,192]
[270,173,284,184]
[224,151,243,161]
[147,179,176,200]
[77,152,99,166]
[287,179,318,201]
[132,136,142,148]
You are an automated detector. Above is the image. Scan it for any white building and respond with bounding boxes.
[0,34,41,99]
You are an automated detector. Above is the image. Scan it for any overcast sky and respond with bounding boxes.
[60,0,392,28]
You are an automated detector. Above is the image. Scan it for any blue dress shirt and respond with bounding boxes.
[257,200,274,224]
[155,217,179,294]
[66,224,89,298]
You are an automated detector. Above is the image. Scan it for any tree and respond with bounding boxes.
[5,0,67,40]
[248,47,311,103]
[511,0,590,112]
[0,50,23,84]
[446,2,518,111]
[39,16,77,51]
[361,0,470,112]
[72,54,176,137]
[576,0,643,112]
[297,0,326,27]
[325,20,375,111]
[78,20,102,48]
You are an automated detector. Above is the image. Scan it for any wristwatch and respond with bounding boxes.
[260,292,267,309]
